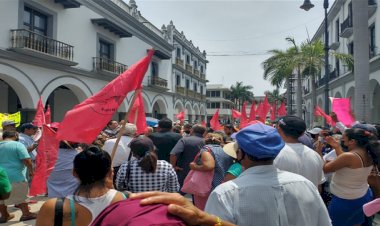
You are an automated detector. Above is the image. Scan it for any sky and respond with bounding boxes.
[133,0,328,96]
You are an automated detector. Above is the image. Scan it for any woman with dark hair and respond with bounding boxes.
[323,128,379,226]
[47,141,79,198]
[115,135,179,193]
[190,133,234,210]
[36,146,126,226]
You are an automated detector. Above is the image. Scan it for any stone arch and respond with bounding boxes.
[346,86,355,112]
[334,91,342,98]
[151,95,167,119]
[193,103,200,122]
[185,101,193,122]
[200,104,206,121]
[41,76,92,102]
[174,100,184,113]
[0,62,39,109]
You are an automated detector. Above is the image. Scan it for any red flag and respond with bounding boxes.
[210,109,222,131]
[29,125,59,196]
[258,95,271,123]
[232,109,241,119]
[201,120,206,127]
[332,98,355,127]
[277,101,287,117]
[33,97,45,127]
[249,100,256,121]
[45,105,51,124]
[176,111,185,122]
[314,105,335,126]
[270,101,277,121]
[57,50,154,143]
[240,102,249,128]
[128,90,148,135]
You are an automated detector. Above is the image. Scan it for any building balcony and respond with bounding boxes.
[329,69,338,80]
[193,69,200,77]
[185,64,193,73]
[304,87,310,95]
[10,29,76,66]
[93,57,127,75]
[175,57,184,67]
[176,86,185,95]
[200,73,206,80]
[369,0,377,18]
[187,89,195,97]
[148,76,168,89]
[340,17,353,38]
[54,0,81,8]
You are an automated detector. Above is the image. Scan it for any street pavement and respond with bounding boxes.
[3,196,47,226]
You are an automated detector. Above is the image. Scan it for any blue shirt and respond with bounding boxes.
[18,133,37,160]
[0,141,30,182]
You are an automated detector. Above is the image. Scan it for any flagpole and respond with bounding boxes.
[110,89,141,164]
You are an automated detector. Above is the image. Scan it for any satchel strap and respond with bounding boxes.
[54,197,65,226]
[193,145,212,162]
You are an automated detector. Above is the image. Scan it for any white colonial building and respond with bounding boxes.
[206,84,234,124]
[303,0,380,126]
[0,0,207,123]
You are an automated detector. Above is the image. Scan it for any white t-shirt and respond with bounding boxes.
[103,136,133,167]
[274,143,325,187]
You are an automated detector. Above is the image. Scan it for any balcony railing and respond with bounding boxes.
[93,57,127,74]
[200,73,206,80]
[176,86,185,95]
[175,58,184,67]
[11,29,74,61]
[149,76,168,89]
[329,69,338,80]
[340,17,353,38]
[185,64,193,73]
[187,89,195,97]
[193,69,200,76]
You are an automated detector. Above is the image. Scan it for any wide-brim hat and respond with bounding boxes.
[222,142,238,159]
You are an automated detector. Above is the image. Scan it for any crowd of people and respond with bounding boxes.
[0,114,380,225]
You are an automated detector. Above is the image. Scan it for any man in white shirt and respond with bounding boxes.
[274,116,325,188]
[103,123,136,186]
[204,123,331,225]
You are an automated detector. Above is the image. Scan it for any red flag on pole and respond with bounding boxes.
[33,97,45,127]
[257,95,271,123]
[45,105,51,124]
[314,105,335,126]
[29,125,59,196]
[210,109,222,131]
[176,111,185,122]
[57,50,154,143]
[249,100,256,121]
[232,109,241,119]
[128,90,148,135]
[240,102,249,128]
[270,101,277,121]
[277,101,287,117]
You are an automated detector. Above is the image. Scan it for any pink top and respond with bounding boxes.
[363,198,380,217]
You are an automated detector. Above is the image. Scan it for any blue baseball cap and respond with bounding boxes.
[235,123,285,159]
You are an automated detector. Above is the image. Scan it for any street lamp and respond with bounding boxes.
[301,0,330,118]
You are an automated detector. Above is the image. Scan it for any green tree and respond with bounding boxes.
[230,81,254,111]
[265,89,283,104]
[301,39,353,116]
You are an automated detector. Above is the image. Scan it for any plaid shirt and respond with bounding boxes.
[115,159,179,193]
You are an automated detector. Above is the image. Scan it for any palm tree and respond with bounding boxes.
[262,38,301,116]
[301,39,353,118]
[230,81,254,111]
[265,89,283,104]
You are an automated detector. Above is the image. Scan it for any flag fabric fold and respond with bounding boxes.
[210,109,222,131]
[128,90,148,135]
[201,120,206,127]
[232,109,241,119]
[45,105,51,125]
[240,102,249,128]
[332,98,355,127]
[314,105,335,126]
[57,50,154,143]
[249,100,256,121]
[176,111,185,122]
[277,101,287,117]
[257,95,271,123]
[33,97,45,127]
[270,102,277,121]
[29,125,59,196]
